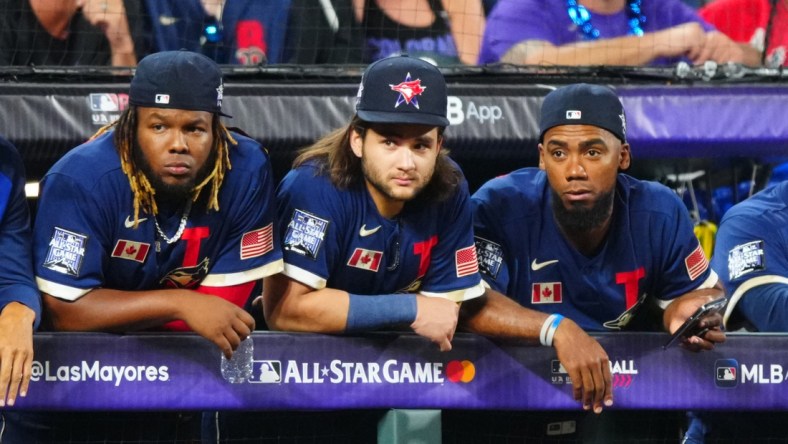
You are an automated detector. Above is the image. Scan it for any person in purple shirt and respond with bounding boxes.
[479,0,746,66]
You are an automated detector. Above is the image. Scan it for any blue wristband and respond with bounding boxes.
[346,293,418,332]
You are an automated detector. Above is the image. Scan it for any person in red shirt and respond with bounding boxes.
[700,0,787,67]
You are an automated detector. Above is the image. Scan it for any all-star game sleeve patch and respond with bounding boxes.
[283,209,329,260]
[474,236,503,279]
[727,240,766,281]
[43,227,88,276]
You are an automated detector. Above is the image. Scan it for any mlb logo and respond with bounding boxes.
[715,359,738,388]
[532,282,562,304]
[155,94,170,104]
[551,360,567,374]
[89,93,120,112]
[566,110,582,119]
[249,360,282,383]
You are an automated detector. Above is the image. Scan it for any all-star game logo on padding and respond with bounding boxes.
[390,73,426,109]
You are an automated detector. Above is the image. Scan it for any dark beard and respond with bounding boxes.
[551,188,615,233]
[132,140,215,210]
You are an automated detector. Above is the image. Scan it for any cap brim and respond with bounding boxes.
[357,110,449,127]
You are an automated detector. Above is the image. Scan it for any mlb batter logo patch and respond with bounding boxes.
[474,236,503,279]
[347,248,383,272]
[43,227,88,276]
[727,240,765,280]
[532,282,562,304]
[111,239,150,263]
[284,209,329,260]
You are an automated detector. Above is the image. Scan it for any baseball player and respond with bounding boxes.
[0,136,39,408]
[33,50,283,357]
[263,54,486,352]
[471,83,726,418]
[713,180,788,331]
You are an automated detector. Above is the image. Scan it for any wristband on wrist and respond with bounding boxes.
[345,293,418,332]
[539,313,565,346]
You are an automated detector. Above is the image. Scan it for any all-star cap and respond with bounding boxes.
[355,54,449,127]
[539,83,626,143]
[130,50,231,117]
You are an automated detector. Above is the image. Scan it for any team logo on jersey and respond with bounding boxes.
[160,257,210,289]
[43,227,88,277]
[240,224,274,260]
[284,209,329,260]
[727,240,765,280]
[390,73,425,109]
[347,248,383,272]
[602,292,646,330]
[685,244,709,281]
[532,282,562,304]
[474,236,503,279]
[456,245,479,278]
[111,240,150,263]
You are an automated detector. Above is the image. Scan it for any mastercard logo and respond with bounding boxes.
[446,360,476,383]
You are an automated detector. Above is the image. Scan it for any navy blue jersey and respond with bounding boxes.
[712,181,788,326]
[0,137,40,327]
[33,131,283,301]
[276,162,484,301]
[472,168,716,332]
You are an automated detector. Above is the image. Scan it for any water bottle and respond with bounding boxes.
[220,336,254,383]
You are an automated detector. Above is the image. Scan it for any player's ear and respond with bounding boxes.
[349,126,363,158]
[538,143,546,170]
[618,143,631,171]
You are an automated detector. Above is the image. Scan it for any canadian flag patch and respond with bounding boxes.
[532,282,562,304]
[347,248,383,272]
[111,240,150,263]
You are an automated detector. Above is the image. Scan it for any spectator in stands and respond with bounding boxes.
[145,0,290,65]
[352,0,486,65]
[34,50,282,357]
[285,0,365,64]
[682,180,788,442]
[468,83,725,439]
[478,0,746,66]
[0,0,150,66]
[0,137,39,409]
[699,0,787,67]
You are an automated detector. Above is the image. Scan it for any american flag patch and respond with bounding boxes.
[532,282,562,304]
[347,248,383,272]
[456,245,479,278]
[111,240,150,263]
[685,244,709,281]
[240,223,274,260]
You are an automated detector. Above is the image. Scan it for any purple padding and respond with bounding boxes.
[17,332,788,411]
[619,85,788,157]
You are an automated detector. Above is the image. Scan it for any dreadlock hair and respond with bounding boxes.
[89,105,237,228]
[293,115,462,204]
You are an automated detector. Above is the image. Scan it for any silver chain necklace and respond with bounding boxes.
[153,200,192,252]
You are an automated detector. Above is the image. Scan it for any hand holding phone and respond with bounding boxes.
[663,297,727,350]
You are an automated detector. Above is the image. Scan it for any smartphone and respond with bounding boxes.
[663,297,727,349]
